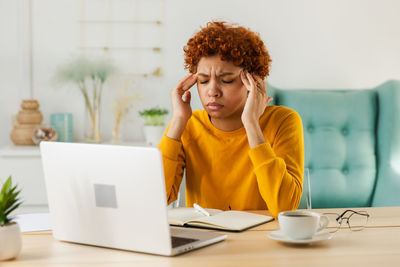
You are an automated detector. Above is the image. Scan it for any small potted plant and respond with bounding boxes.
[0,176,23,261]
[139,107,169,146]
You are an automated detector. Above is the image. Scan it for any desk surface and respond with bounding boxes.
[4,207,400,267]
[251,206,400,231]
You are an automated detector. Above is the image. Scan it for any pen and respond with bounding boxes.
[194,203,210,216]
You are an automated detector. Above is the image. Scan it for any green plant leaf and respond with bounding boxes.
[1,176,12,195]
[139,107,169,117]
[93,58,115,83]
[138,107,169,125]
[0,176,23,226]
[5,201,22,216]
[0,216,6,225]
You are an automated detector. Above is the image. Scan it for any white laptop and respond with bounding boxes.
[40,142,226,256]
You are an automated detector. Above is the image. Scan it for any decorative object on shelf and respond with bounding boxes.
[10,100,43,146]
[111,81,141,144]
[31,126,58,145]
[50,113,74,142]
[54,57,115,143]
[139,107,168,146]
[0,176,23,261]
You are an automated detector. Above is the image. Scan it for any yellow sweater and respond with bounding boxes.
[158,105,304,217]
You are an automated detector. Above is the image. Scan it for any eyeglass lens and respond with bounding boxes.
[325,213,341,233]
[347,211,369,231]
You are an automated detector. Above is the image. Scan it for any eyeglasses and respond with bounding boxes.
[324,209,370,233]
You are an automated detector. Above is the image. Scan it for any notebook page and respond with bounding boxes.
[188,211,272,230]
[168,207,222,225]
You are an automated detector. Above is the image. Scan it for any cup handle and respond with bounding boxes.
[317,215,329,232]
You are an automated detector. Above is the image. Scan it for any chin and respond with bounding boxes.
[206,108,224,116]
[207,110,234,121]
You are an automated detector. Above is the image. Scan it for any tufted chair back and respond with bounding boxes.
[268,80,400,208]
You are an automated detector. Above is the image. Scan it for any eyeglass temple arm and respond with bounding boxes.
[337,209,370,220]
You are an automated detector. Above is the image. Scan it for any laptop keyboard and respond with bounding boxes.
[171,236,199,248]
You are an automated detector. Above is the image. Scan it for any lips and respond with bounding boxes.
[207,102,224,110]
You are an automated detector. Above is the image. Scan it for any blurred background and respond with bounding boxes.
[1,0,399,145]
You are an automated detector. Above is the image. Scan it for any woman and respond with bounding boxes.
[158,21,304,217]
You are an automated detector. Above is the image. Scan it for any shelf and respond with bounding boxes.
[119,67,163,77]
[0,145,41,157]
[78,20,162,25]
[0,142,150,158]
[78,0,165,82]
[78,46,162,52]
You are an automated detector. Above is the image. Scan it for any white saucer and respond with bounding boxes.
[267,230,333,244]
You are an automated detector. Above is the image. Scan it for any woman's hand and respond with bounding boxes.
[240,71,272,127]
[240,71,273,148]
[166,73,197,140]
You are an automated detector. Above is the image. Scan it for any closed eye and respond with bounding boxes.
[222,80,234,84]
[199,79,234,84]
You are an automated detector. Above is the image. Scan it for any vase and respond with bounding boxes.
[84,103,101,143]
[50,113,74,142]
[11,124,39,145]
[10,99,43,146]
[0,223,22,261]
[143,125,165,146]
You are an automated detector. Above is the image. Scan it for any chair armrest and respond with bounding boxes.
[372,80,400,206]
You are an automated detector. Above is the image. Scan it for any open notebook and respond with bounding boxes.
[168,207,274,232]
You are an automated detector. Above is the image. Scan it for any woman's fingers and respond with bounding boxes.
[252,75,268,101]
[252,75,266,96]
[181,74,198,92]
[242,71,268,100]
[175,73,197,94]
[246,72,256,91]
[253,75,264,84]
[176,74,194,89]
[182,91,191,103]
[240,70,251,89]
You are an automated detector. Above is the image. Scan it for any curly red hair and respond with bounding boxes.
[184,21,271,79]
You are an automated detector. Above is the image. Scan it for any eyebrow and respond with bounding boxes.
[197,72,235,78]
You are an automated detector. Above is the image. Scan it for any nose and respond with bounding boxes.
[207,79,222,97]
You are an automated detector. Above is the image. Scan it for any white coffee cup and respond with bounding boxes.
[278,210,329,240]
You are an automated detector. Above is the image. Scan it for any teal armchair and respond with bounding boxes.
[269,80,400,208]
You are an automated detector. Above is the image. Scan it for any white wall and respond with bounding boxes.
[0,0,23,146]
[1,0,400,147]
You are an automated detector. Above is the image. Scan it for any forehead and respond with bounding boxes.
[197,55,241,73]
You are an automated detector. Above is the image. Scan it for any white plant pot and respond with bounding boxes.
[0,222,22,261]
[143,125,165,146]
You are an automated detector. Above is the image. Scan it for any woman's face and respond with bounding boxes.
[196,55,247,122]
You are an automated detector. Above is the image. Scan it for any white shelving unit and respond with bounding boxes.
[0,145,47,214]
[0,145,41,157]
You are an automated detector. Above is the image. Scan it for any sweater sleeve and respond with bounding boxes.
[158,134,186,205]
[248,112,304,218]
